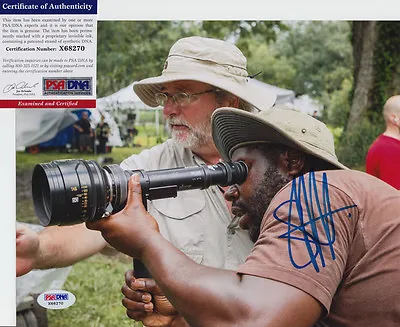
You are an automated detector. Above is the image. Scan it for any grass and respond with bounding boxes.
[46,254,142,327]
[16,146,145,173]
[16,144,164,327]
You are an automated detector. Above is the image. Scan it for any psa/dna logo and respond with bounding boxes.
[37,290,76,309]
[43,77,92,95]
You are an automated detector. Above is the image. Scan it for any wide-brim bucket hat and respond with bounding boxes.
[133,36,276,111]
[211,105,348,170]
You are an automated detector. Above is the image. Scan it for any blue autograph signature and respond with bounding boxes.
[273,171,357,273]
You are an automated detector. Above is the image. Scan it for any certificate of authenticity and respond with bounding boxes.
[0,0,97,108]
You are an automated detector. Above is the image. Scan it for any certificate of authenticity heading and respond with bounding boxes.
[0,0,97,108]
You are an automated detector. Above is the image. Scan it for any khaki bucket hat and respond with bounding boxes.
[211,105,348,170]
[133,36,276,111]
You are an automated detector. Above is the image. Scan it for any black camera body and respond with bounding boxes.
[32,159,248,227]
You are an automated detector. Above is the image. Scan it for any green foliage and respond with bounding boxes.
[322,78,353,127]
[337,118,383,168]
[201,21,286,49]
[274,21,353,97]
[96,21,353,125]
[327,125,343,149]
[246,39,296,89]
[96,21,287,98]
[97,21,193,97]
[369,21,400,122]
[95,21,374,168]
[337,21,400,168]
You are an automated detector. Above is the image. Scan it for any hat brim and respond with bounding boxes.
[212,107,348,170]
[133,73,276,111]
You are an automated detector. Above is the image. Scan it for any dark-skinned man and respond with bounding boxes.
[88,106,400,327]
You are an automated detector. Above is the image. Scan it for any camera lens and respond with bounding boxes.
[32,160,248,227]
[32,159,110,226]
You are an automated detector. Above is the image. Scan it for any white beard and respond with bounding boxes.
[168,117,213,150]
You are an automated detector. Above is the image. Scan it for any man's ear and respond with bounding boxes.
[280,149,305,177]
[220,95,239,108]
[230,96,240,108]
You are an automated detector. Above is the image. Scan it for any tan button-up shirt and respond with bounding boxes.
[121,139,254,269]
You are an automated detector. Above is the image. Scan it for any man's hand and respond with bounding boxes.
[122,269,182,327]
[16,224,39,276]
[86,174,160,259]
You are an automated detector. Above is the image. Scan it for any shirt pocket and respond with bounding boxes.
[149,190,206,264]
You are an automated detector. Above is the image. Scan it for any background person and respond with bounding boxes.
[366,95,400,190]
[312,110,322,121]
[96,114,110,154]
[73,110,93,153]
[89,106,400,327]
[16,36,275,284]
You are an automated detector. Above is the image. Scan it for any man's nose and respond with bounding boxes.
[224,184,239,202]
[163,99,181,117]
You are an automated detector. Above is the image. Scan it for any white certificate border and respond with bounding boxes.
[2,1,393,325]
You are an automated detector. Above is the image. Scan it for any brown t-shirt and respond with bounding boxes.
[237,170,400,326]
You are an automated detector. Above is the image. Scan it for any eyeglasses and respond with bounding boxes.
[154,89,215,107]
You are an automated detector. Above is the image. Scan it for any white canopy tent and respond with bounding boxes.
[250,80,323,115]
[249,79,296,105]
[293,94,323,115]
[16,109,78,149]
[97,83,157,111]
[16,108,123,150]
[97,82,163,137]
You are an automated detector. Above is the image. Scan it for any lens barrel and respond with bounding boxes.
[131,161,248,197]
[32,160,248,226]
[32,159,110,226]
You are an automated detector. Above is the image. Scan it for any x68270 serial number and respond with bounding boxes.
[47,301,64,305]
[59,46,86,51]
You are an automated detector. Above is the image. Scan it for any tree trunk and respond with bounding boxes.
[391,62,400,94]
[346,21,377,130]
